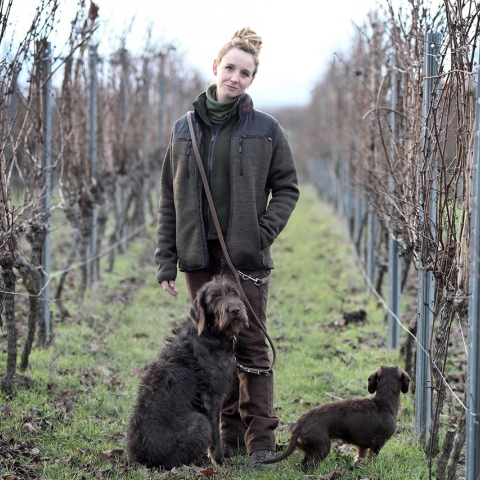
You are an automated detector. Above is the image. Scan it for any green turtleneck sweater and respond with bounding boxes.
[194,85,241,239]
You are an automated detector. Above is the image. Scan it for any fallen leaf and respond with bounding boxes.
[319,470,343,479]
[1,405,15,418]
[93,365,111,376]
[111,431,125,442]
[23,422,36,433]
[99,449,124,462]
[200,466,216,475]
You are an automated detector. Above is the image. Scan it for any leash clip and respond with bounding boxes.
[237,270,261,286]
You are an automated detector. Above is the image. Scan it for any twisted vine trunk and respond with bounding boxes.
[426,292,454,462]
[0,275,4,328]
[78,190,94,301]
[446,407,466,480]
[15,256,42,370]
[0,246,17,395]
[24,210,49,347]
[55,197,82,318]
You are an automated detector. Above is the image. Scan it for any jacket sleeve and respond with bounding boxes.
[154,136,179,283]
[258,124,299,249]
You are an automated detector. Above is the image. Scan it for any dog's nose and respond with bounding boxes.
[229,306,240,315]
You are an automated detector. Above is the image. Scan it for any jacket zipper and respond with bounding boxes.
[202,131,216,233]
[239,137,244,176]
[208,132,216,182]
[186,141,192,178]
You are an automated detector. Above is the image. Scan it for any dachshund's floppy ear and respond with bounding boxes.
[367,367,382,394]
[399,367,411,393]
[190,289,207,336]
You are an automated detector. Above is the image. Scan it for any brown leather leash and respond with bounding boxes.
[187,111,276,375]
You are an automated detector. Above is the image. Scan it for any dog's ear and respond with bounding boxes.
[367,367,382,393]
[190,290,207,336]
[399,367,411,393]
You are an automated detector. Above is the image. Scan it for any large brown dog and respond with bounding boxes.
[262,365,410,468]
[126,276,249,469]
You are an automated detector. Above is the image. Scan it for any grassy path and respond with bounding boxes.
[0,184,428,479]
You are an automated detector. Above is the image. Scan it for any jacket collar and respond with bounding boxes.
[193,90,254,125]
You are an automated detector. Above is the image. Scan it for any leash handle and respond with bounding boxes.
[186,111,276,374]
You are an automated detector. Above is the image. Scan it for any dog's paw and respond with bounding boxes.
[353,457,366,467]
[209,449,225,466]
[300,462,318,472]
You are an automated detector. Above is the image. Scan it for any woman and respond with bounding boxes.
[155,27,299,468]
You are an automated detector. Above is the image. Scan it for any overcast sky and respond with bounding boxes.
[10,0,381,109]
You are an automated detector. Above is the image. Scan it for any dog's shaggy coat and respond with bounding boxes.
[262,365,410,467]
[126,276,249,469]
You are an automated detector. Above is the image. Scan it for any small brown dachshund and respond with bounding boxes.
[262,365,410,468]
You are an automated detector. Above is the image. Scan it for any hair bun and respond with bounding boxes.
[232,27,262,53]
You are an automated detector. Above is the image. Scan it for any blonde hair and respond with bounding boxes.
[216,27,263,75]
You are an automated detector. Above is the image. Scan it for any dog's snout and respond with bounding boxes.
[229,305,240,315]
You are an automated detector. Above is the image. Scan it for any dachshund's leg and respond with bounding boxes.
[355,447,368,462]
[301,439,330,469]
[367,437,386,459]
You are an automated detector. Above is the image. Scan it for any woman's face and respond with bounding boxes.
[213,48,256,103]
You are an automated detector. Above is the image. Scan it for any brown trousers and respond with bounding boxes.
[184,240,278,454]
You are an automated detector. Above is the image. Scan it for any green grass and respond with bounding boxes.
[0,183,429,479]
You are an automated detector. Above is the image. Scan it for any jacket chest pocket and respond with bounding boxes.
[237,135,273,176]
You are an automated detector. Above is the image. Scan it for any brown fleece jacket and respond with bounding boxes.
[155,92,299,283]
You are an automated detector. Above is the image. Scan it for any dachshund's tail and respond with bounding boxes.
[261,428,300,464]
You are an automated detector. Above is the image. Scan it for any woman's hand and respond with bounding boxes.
[161,280,178,296]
